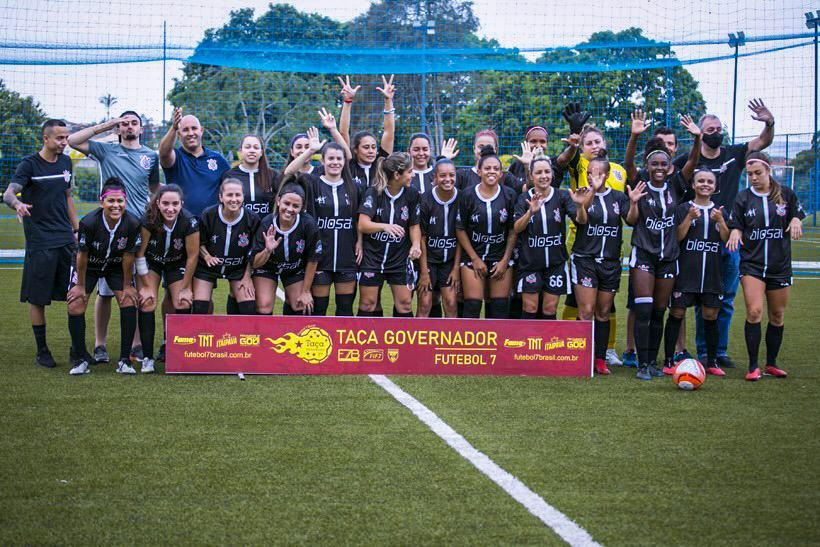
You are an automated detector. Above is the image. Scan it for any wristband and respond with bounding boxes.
[383,109,395,115]
[135,256,148,276]
[343,99,353,104]
[765,119,775,127]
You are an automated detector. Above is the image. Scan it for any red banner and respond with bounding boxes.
[166,316,593,377]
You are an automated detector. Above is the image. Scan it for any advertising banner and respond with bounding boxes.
[166,316,593,377]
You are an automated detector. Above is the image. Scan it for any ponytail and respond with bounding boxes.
[373,152,412,196]
[746,151,784,205]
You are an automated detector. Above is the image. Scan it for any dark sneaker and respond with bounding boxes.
[621,350,638,368]
[129,345,144,363]
[636,365,652,381]
[155,343,166,362]
[674,349,693,362]
[717,355,736,369]
[36,348,56,368]
[93,345,110,364]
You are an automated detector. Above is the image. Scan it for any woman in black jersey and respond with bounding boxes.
[251,182,320,315]
[357,152,421,317]
[456,146,518,319]
[222,134,280,217]
[455,129,521,192]
[338,75,396,188]
[67,178,141,375]
[408,133,434,195]
[663,169,729,376]
[571,157,641,375]
[513,156,580,320]
[289,126,361,316]
[418,159,461,318]
[135,184,199,373]
[728,152,805,381]
[285,133,320,176]
[631,117,702,380]
[192,178,260,315]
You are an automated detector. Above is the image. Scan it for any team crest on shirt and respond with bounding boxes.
[207,158,218,171]
[295,239,305,254]
[237,232,249,247]
[139,155,152,170]
[612,201,619,215]
[116,236,128,250]
[400,206,409,221]
[581,276,593,288]
[613,170,623,182]
[62,170,71,183]
[775,203,787,217]
[553,208,561,223]
[173,238,183,250]
[499,208,508,223]
[526,273,537,284]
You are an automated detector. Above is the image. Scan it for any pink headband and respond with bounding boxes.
[100,188,126,200]
[746,158,770,168]
[525,126,548,140]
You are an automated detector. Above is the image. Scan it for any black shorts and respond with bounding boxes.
[72,268,125,295]
[516,263,572,295]
[313,270,357,286]
[629,247,677,279]
[20,244,75,306]
[359,270,408,287]
[425,262,455,290]
[740,266,793,291]
[252,267,305,288]
[147,259,188,287]
[670,291,723,310]
[194,264,246,283]
[570,255,622,292]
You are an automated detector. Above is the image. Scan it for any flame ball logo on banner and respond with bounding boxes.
[166,316,593,377]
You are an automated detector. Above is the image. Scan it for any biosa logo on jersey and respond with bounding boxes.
[686,240,720,253]
[587,225,619,237]
[528,235,563,247]
[427,237,456,249]
[645,216,674,231]
[316,217,352,230]
[749,228,783,240]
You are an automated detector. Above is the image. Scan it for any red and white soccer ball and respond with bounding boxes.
[673,358,706,391]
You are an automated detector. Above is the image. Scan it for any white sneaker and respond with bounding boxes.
[116,360,137,375]
[606,348,623,367]
[69,360,91,375]
[141,358,155,374]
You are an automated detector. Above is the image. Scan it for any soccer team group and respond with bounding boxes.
[4,76,805,381]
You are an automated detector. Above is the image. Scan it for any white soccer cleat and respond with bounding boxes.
[69,360,91,375]
[116,360,137,375]
[605,348,623,367]
[141,359,155,374]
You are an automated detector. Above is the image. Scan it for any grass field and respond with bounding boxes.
[1,267,819,545]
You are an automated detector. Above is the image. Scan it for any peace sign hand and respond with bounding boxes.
[376,74,396,100]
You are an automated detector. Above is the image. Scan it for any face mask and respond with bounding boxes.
[703,132,724,149]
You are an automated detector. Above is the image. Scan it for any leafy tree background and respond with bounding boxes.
[0,80,46,184]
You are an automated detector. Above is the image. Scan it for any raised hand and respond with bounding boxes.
[586,169,607,192]
[306,126,326,153]
[376,74,396,100]
[172,107,183,131]
[679,114,701,136]
[440,138,460,160]
[337,75,361,102]
[513,141,539,166]
[570,187,594,207]
[264,225,282,252]
[317,107,337,131]
[562,102,591,135]
[561,134,581,149]
[631,109,648,135]
[628,181,647,203]
[748,98,773,125]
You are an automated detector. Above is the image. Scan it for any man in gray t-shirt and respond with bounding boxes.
[68,110,160,364]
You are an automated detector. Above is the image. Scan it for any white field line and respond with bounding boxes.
[370,374,602,547]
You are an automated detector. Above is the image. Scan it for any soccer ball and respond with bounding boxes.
[673,358,706,391]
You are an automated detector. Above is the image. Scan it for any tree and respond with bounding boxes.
[0,79,47,185]
[455,28,707,160]
[99,93,118,120]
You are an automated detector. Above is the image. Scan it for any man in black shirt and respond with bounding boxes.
[4,119,79,368]
[672,100,775,369]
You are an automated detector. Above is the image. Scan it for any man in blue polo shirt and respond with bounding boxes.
[159,107,230,216]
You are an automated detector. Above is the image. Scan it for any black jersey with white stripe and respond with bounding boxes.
[222,165,281,217]
[358,186,420,273]
[631,173,687,260]
[513,187,575,270]
[252,212,322,275]
[571,188,631,260]
[142,209,199,266]
[419,187,459,265]
[306,175,361,273]
[198,205,261,277]
[456,184,517,263]
[350,146,389,188]
[456,167,523,194]
[508,158,567,190]
[674,201,726,294]
[728,186,806,278]
[411,167,434,195]
[78,208,141,273]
